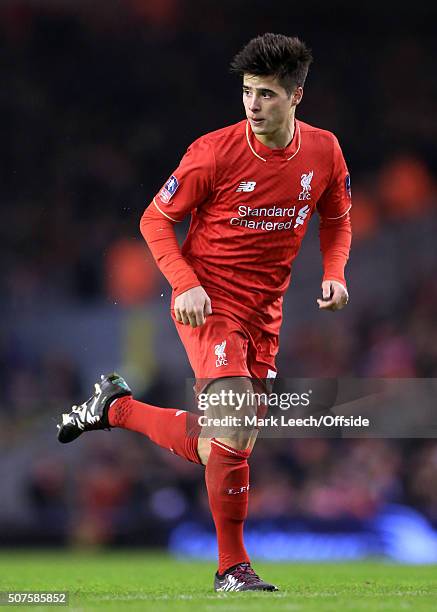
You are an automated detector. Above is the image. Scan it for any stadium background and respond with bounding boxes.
[1,0,437,563]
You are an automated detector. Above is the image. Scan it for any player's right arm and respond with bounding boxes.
[140,137,215,327]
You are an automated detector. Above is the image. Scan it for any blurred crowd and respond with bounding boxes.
[1,1,437,547]
[16,435,437,547]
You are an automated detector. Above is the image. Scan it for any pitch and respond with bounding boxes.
[0,551,436,610]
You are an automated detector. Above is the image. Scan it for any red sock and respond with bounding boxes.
[108,397,202,464]
[205,438,251,574]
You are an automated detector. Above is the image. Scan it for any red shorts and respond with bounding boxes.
[172,311,279,394]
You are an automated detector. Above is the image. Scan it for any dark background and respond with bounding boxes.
[1,0,437,559]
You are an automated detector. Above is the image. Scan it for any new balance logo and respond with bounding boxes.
[214,340,228,367]
[236,181,256,192]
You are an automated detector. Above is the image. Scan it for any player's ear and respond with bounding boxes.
[291,86,303,106]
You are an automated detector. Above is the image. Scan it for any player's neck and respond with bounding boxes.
[254,116,295,149]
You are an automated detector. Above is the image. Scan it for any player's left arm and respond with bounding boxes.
[316,135,352,312]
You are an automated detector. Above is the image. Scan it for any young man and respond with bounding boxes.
[57,33,351,592]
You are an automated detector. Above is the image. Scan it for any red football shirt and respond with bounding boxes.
[142,119,352,334]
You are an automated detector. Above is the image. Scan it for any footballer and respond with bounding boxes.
[57,33,351,592]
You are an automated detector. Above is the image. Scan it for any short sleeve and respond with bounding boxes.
[152,137,215,223]
[317,135,352,220]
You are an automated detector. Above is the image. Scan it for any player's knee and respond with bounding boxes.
[216,429,257,454]
[227,430,253,451]
[197,437,211,465]
[197,432,252,463]
[199,430,258,465]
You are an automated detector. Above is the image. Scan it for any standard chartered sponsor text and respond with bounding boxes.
[230,204,297,231]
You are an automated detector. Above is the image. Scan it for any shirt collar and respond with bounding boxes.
[245,119,301,162]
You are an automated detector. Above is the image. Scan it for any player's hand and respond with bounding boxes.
[317,280,349,311]
[174,286,212,327]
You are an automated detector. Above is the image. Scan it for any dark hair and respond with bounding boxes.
[230,33,313,95]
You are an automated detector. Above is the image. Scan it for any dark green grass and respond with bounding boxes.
[0,551,436,611]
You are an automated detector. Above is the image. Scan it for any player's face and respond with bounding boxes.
[242,74,302,145]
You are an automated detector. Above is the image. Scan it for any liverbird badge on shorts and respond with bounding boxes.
[214,340,228,367]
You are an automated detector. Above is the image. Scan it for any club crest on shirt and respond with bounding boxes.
[298,170,314,200]
[159,175,179,204]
